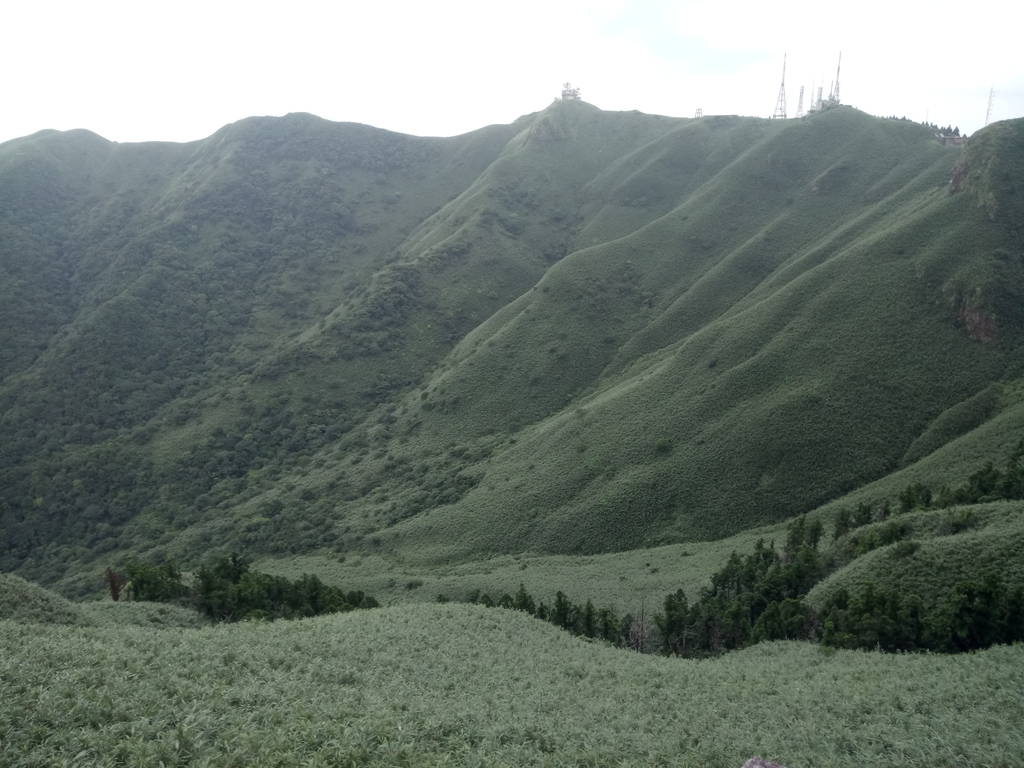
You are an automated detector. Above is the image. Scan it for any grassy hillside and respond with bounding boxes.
[0,573,86,625]
[3,602,1023,767]
[4,107,1024,767]
[806,501,1024,610]
[0,113,528,582]
[2,107,1024,596]
[254,518,791,615]
[363,110,1021,560]
[157,109,1024,572]
[0,573,202,628]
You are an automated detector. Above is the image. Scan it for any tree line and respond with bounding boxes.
[107,447,1024,652]
[448,585,653,650]
[896,442,1024,513]
[649,443,1024,657]
[107,554,378,622]
[470,488,1022,658]
[654,517,1023,657]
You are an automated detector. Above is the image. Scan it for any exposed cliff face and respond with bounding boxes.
[949,154,969,195]
[948,120,1024,227]
[944,283,999,342]
[943,121,1024,343]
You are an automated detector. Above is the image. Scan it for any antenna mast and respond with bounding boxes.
[796,85,805,118]
[832,52,842,103]
[773,54,787,119]
[985,87,995,126]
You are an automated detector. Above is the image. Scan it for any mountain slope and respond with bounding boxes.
[191,108,1024,565]
[2,106,1023,588]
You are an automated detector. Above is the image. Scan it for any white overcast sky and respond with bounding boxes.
[2,0,1021,146]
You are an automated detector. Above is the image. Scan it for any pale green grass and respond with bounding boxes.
[256,521,790,613]
[2,604,1022,766]
[808,502,1024,609]
[79,600,209,629]
[0,573,85,625]
[1,572,207,628]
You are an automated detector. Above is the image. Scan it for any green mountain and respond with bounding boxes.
[2,104,1024,595]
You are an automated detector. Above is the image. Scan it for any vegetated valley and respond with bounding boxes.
[2,102,1024,766]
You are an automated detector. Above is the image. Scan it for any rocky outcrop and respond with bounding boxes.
[949,154,968,194]
[742,758,786,768]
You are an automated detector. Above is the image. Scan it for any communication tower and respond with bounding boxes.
[561,82,581,101]
[832,52,842,103]
[796,86,805,118]
[772,54,787,119]
[985,87,995,126]
[694,108,703,118]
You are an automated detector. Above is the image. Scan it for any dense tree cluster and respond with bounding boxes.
[463,585,638,647]
[117,554,378,622]
[462,466,1024,658]
[898,443,1024,513]
[653,505,1024,657]
[821,572,1024,653]
[656,517,826,657]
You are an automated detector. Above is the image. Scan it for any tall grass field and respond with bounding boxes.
[3,603,1023,767]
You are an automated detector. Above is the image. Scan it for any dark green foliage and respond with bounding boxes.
[657,589,691,655]
[895,441,1024,515]
[472,586,628,645]
[833,507,852,541]
[822,572,1024,654]
[821,583,926,652]
[580,599,597,638]
[124,560,187,603]
[117,553,377,622]
[848,520,910,557]
[751,598,813,643]
[927,572,1024,653]
[893,539,921,558]
[657,516,827,657]
[784,515,823,556]
[552,591,575,631]
[853,502,875,528]
[899,482,932,513]
[512,583,536,615]
[660,511,1023,657]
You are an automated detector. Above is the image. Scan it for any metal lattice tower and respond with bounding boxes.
[796,86,805,118]
[773,54,787,119]
[985,88,995,126]
[695,108,703,118]
[830,52,842,104]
